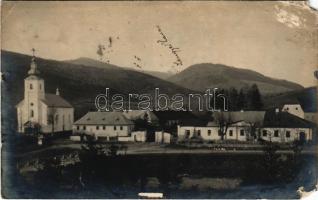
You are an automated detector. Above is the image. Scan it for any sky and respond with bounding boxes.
[2,1,317,87]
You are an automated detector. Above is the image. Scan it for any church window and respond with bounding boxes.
[120,126,123,130]
[30,84,33,90]
[96,126,99,130]
[77,126,79,130]
[83,126,86,130]
[114,126,117,130]
[30,110,34,117]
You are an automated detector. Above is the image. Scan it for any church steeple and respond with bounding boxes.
[28,48,40,75]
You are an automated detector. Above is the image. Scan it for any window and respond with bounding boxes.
[240,130,244,136]
[114,126,117,130]
[197,130,201,136]
[262,130,267,137]
[30,84,33,90]
[83,126,86,130]
[274,130,279,137]
[218,130,222,136]
[207,130,211,136]
[120,126,123,130]
[40,84,42,90]
[30,103,34,106]
[77,126,79,130]
[96,126,99,130]
[30,110,34,117]
[103,126,106,130]
[295,107,298,110]
[286,131,290,138]
[185,130,190,137]
[229,130,233,136]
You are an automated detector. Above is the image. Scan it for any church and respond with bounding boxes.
[16,54,74,134]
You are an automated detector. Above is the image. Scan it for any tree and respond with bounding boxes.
[237,88,245,110]
[214,112,233,140]
[214,89,228,111]
[248,84,263,110]
[228,87,239,111]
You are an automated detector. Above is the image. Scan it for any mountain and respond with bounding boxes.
[167,63,304,95]
[66,57,172,80]
[139,70,171,80]
[66,57,123,70]
[1,50,194,119]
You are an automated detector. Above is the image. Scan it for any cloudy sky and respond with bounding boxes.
[2,1,317,87]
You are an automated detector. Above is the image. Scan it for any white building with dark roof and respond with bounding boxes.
[73,111,135,141]
[16,56,74,134]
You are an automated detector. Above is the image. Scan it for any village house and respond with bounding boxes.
[16,55,74,134]
[260,109,315,143]
[177,110,315,143]
[73,111,146,142]
[177,120,218,141]
[177,120,251,142]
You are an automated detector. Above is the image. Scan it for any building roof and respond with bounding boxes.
[16,93,73,108]
[213,111,266,125]
[263,109,316,128]
[42,93,73,108]
[206,121,218,127]
[74,111,134,125]
[179,118,207,127]
[153,110,197,121]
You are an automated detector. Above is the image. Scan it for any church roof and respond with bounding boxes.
[25,75,43,80]
[42,93,73,108]
[74,111,134,125]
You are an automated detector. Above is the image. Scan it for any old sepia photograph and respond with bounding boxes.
[1,1,318,199]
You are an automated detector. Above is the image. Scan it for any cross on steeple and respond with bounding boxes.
[28,48,40,75]
[31,48,36,57]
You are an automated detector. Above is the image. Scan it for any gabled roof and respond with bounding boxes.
[179,118,207,127]
[16,93,73,108]
[42,93,73,108]
[213,111,266,125]
[263,109,316,128]
[153,110,197,121]
[206,121,218,127]
[74,111,134,125]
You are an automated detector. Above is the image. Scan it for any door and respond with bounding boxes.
[299,132,306,143]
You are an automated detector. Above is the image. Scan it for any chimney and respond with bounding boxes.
[56,88,60,96]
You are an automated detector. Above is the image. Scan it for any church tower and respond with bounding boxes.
[24,55,45,123]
